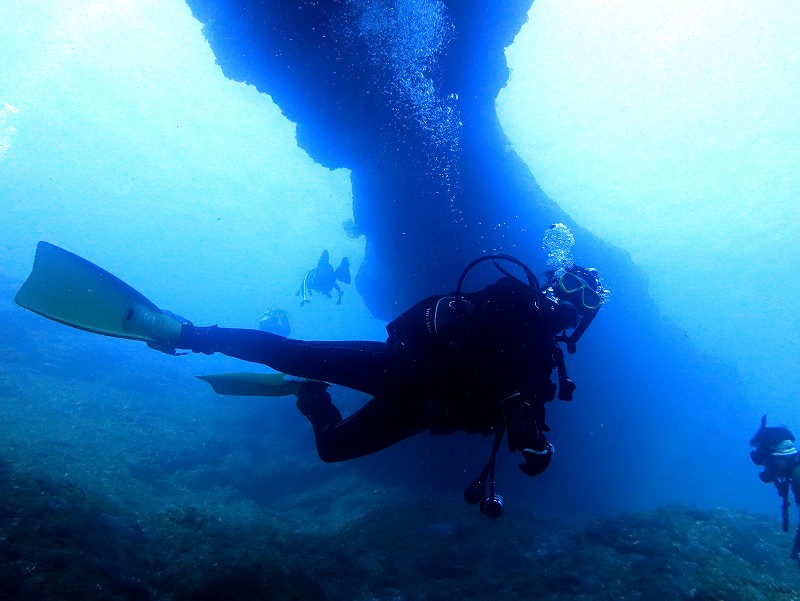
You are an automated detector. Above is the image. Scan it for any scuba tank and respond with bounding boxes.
[385,254,541,351]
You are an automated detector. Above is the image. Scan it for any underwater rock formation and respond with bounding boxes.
[184,0,570,317]
[181,0,754,510]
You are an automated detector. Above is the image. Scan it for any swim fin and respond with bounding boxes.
[15,241,183,349]
[196,372,311,397]
[335,257,351,284]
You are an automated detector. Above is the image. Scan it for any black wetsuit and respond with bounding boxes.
[184,277,572,463]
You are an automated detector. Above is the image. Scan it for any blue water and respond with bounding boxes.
[2,1,800,599]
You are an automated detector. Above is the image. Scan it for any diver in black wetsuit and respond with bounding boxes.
[750,416,800,564]
[176,254,606,515]
[14,237,604,516]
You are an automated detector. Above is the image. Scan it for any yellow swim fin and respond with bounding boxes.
[196,372,314,397]
[15,241,182,346]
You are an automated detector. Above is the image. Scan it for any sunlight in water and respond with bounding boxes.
[499,0,800,410]
[0,101,20,161]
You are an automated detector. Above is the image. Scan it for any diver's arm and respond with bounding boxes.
[552,344,576,401]
[557,310,597,354]
[502,393,553,477]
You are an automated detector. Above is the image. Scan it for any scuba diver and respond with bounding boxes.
[255,307,292,337]
[297,250,350,306]
[15,226,606,517]
[750,415,800,564]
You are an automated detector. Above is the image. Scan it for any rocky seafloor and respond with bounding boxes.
[3,460,799,601]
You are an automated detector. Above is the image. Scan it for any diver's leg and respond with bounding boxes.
[296,384,427,462]
[792,475,800,561]
[792,527,800,562]
[180,326,403,395]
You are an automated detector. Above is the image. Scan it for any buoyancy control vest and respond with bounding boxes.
[385,259,574,359]
[384,256,576,431]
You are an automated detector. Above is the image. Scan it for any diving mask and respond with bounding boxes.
[558,272,603,311]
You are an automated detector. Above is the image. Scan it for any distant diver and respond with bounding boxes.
[750,415,800,564]
[297,250,350,306]
[15,227,606,517]
[255,307,291,337]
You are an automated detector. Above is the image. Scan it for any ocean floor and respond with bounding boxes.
[2,276,800,600]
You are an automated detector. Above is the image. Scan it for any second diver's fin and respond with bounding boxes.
[15,241,183,346]
[196,372,315,397]
[335,257,351,284]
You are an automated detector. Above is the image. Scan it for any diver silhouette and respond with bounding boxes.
[297,250,351,306]
[750,415,800,565]
[255,307,291,337]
